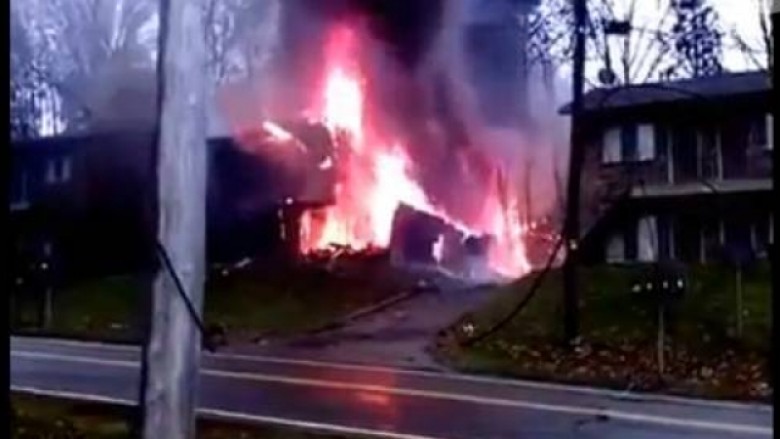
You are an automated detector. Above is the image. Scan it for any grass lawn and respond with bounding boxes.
[11,392,356,439]
[436,262,772,401]
[11,255,422,344]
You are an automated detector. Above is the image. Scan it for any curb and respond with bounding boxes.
[10,329,139,346]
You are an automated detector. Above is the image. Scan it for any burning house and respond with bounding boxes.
[10,0,553,283]
[7,118,338,280]
[218,0,544,280]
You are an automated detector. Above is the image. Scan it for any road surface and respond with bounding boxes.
[236,286,501,370]
[11,336,772,439]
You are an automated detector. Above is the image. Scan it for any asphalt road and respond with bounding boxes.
[11,336,773,439]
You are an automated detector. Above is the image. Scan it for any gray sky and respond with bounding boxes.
[615,0,768,72]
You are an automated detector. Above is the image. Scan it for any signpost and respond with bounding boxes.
[723,241,755,338]
[632,263,686,376]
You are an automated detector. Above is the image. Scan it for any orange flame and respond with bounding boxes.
[298,25,530,278]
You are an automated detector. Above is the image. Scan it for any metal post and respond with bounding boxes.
[141,0,208,438]
[657,303,665,376]
[562,0,588,345]
[736,266,743,338]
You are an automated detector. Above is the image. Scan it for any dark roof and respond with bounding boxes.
[12,131,233,151]
[559,70,771,115]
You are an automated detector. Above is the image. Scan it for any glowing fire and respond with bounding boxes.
[322,67,364,146]
[262,121,294,142]
[297,25,531,278]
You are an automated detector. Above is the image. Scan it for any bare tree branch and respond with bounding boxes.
[729,27,767,70]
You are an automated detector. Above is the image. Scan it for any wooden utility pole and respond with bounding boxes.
[142,0,208,438]
[773,0,778,83]
[562,0,588,345]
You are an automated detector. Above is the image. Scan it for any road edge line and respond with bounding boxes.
[12,336,773,412]
[9,386,442,439]
[12,351,773,436]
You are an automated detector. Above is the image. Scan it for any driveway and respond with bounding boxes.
[224,280,499,370]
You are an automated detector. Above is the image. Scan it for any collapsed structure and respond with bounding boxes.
[223,3,542,280]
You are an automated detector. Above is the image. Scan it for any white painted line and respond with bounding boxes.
[11,337,137,352]
[12,385,135,407]
[12,336,772,412]
[10,386,441,439]
[12,350,773,436]
[206,352,773,412]
[202,407,441,439]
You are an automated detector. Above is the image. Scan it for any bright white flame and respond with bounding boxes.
[323,67,364,145]
[262,120,294,141]
[432,234,445,263]
[319,156,334,170]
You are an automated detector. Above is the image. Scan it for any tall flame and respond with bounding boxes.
[299,25,531,278]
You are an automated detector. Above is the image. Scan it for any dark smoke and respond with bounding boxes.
[238,0,561,228]
[277,0,448,71]
[350,0,446,69]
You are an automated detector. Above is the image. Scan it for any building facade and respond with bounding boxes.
[8,125,334,281]
[561,71,773,265]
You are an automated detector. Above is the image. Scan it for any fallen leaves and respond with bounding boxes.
[437,329,772,402]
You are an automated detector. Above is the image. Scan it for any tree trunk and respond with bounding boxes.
[517,11,529,124]
[142,0,208,438]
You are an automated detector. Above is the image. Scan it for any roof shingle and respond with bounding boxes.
[559,70,771,114]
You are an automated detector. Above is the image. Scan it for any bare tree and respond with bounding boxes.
[10,0,158,135]
[526,0,743,86]
[726,0,772,71]
[204,0,281,85]
[663,0,725,79]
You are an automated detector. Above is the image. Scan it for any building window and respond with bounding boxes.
[674,216,702,263]
[699,127,720,180]
[657,215,673,260]
[605,233,625,263]
[637,124,656,161]
[721,120,749,179]
[605,217,658,263]
[723,218,753,262]
[752,215,769,258]
[748,114,769,150]
[10,169,29,210]
[602,124,656,164]
[46,159,57,184]
[45,156,72,185]
[701,219,722,263]
[61,156,72,182]
[671,126,698,183]
[602,127,622,163]
[637,216,658,262]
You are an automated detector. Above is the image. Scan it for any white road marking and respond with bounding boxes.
[10,385,440,439]
[12,336,773,412]
[11,350,773,436]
